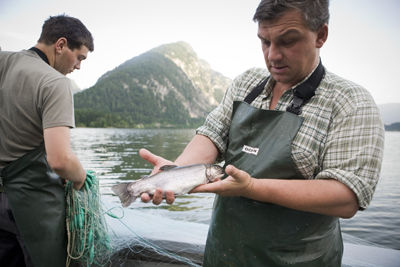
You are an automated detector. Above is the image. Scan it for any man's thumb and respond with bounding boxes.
[225,164,239,177]
[139,148,156,165]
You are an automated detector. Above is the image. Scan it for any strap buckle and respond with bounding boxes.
[286,96,303,115]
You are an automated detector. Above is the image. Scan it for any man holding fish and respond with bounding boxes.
[114,0,384,266]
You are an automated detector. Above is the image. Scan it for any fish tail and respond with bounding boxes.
[111,183,137,207]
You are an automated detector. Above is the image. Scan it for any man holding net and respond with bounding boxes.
[0,15,93,267]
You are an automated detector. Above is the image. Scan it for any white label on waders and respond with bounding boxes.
[242,145,259,156]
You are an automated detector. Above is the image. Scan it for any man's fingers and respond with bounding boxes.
[140,190,174,205]
[165,191,175,204]
[190,184,206,193]
[225,164,240,178]
[152,188,163,205]
[139,148,175,175]
[139,148,165,175]
[139,148,158,165]
[192,180,227,193]
[141,193,151,203]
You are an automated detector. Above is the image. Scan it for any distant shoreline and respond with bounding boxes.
[384,122,400,131]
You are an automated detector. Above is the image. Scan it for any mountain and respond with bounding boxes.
[378,103,400,125]
[74,41,231,128]
[385,122,400,131]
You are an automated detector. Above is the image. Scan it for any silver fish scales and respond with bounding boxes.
[112,164,224,207]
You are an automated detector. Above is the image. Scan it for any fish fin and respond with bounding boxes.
[111,183,137,207]
[159,165,178,171]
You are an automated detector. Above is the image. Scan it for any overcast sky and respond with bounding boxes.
[1,0,399,104]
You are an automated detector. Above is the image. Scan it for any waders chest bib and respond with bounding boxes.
[1,145,67,267]
[203,63,343,267]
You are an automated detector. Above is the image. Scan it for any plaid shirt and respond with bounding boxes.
[197,67,385,209]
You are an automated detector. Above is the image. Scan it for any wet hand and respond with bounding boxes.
[139,148,174,175]
[191,165,254,197]
[73,180,85,191]
[140,189,175,205]
[139,148,176,204]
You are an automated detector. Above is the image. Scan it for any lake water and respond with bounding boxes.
[71,128,400,251]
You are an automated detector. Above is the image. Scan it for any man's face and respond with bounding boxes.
[257,9,326,87]
[54,44,89,75]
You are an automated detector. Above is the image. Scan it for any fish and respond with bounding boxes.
[112,164,225,207]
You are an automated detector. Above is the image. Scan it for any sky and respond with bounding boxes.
[1,0,399,105]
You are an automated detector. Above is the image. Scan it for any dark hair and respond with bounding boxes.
[253,0,330,31]
[38,14,94,52]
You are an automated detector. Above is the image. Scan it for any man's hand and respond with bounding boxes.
[191,165,254,197]
[138,148,175,205]
[44,127,86,188]
[73,180,85,191]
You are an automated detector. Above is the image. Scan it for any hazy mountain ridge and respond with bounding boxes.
[379,103,400,131]
[74,42,231,128]
[73,41,399,130]
[378,103,400,124]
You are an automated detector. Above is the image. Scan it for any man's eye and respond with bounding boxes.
[262,40,271,47]
[281,39,296,46]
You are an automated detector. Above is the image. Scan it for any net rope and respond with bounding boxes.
[65,170,200,267]
[65,170,111,266]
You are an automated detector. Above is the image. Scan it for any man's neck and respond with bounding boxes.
[34,43,54,67]
[29,47,49,64]
[270,58,321,110]
[269,84,288,110]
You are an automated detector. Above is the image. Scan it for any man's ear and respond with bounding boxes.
[316,24,328,48]
[54,37,67,54]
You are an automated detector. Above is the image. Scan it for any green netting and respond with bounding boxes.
[65,171,111,267]
[65,171,201,267]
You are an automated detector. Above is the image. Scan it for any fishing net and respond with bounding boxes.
[65,170,111,266]
[65,171,201,267]
[108,214,202,267]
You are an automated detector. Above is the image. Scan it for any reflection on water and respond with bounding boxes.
[71,128,214,224]
[71,128,400,250]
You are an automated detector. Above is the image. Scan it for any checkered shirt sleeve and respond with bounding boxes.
[197,68,384,209]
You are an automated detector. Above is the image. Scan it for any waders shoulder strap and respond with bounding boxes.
[243,61,325,115]
[286,61,325,115]
[244,78,269,104]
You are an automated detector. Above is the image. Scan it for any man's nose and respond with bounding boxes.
[267,43,283,62]
[74,61,81,70]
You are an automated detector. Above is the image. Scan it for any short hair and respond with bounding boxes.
[38,14,94,52]
[253,0,330,32]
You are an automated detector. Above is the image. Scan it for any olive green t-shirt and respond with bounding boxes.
[0,50,75,168]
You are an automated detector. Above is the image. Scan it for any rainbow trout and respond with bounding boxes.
[112,164,224,207]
